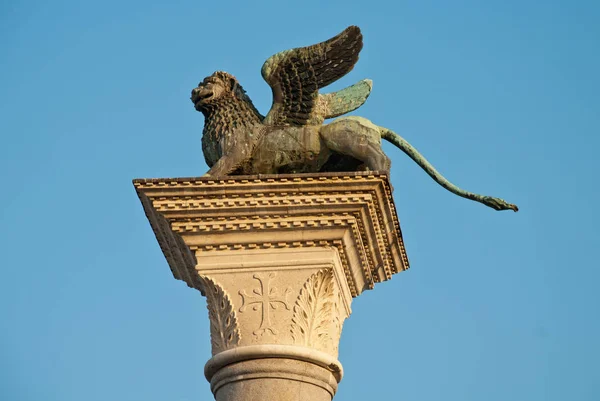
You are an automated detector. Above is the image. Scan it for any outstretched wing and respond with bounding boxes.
[261,26,363,126]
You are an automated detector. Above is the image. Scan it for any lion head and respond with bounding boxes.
[191,71,247,112]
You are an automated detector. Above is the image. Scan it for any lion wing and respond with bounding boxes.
[261,26,363,126]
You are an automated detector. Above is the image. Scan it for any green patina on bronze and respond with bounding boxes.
[191,26,518,212]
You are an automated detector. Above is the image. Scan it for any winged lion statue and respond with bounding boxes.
[191,26,518,212]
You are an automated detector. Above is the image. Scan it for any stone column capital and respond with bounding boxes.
[134,172,409,400]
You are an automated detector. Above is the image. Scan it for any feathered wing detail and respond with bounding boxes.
[320,79,372,120]
[261,26,363,126]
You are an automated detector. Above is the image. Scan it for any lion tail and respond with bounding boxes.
[380,127,518,212]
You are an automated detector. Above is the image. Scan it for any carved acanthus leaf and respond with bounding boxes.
[290,269,336,350]
[199,275,241,354]
[331,295,346,356]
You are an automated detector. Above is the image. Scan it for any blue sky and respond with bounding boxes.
[1,1,599,400]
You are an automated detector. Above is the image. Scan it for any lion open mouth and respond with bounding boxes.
[191,87,213,106]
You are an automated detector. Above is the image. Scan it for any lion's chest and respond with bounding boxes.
[201,129,221,167]
[202,124,258,168]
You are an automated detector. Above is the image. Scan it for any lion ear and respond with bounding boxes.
[229,77,237,91]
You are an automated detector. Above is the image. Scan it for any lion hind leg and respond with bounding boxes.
[321,117,391,172]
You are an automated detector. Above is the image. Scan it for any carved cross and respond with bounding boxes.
[239,272,292,336]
